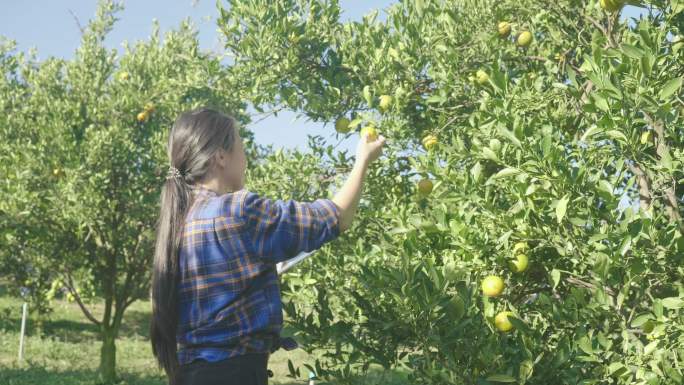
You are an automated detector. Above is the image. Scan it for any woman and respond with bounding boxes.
[150,108,385,385]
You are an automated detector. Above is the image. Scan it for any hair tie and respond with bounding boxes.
[166,166,184,180]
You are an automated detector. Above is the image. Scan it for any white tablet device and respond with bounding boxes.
[276,250,315,275]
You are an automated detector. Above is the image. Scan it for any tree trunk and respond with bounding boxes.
[99,327,117,383]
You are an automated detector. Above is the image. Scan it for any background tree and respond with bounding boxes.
[0,1,264,382]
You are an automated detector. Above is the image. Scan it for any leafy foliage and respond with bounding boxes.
[217,0,684,384]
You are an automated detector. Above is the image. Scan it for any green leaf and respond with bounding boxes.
[485,374,517,382]
[659,77,682,100]
[661,297,684,309]
[581,125,603,141]
[550,269,561,290]
[621,44,644,59]
[471,162,482,182]
[673,0,684,15]
[592,94,610,112]
[630,313,653,327]
[641,52,653,76]
[620,235,632,256]
[519,360,534,382]
[608,362,628,375]
[348,118,363,129]
[482,147,499,161]
[363,85,373,106]
[491,167,521,179]
[287,359,296,377]
[605,130,628,143]
[498,126,522,148]
[644,340,659,356]
[578,336,593,355]
[425,94,446,104]
[556,194,570,223]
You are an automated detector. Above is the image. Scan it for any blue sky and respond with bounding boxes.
[0,0,396,155]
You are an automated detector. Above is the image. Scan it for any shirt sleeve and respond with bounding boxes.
[240,190,341,263]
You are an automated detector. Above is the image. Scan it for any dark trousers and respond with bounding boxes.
[178,353,269,385]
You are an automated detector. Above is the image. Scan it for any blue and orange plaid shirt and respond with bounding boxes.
[176,184,341,365]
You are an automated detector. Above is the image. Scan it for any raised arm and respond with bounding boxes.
[331,132,386,233]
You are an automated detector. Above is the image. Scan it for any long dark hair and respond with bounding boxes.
[150,108,238,385]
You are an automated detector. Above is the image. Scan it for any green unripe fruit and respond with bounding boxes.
[517,31,533,47]
[335,117,351,133]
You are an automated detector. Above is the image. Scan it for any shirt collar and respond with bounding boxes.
[190,184,219,198]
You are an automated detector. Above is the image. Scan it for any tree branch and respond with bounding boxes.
[68,9,85,36]
[626,160,652,213]
[644,111,683,232]
[65,271,101,326]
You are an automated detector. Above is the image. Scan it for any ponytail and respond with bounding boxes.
[150,174,192,385]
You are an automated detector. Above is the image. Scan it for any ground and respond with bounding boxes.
[0,280,409,385]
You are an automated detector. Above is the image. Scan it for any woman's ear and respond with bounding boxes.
[213,148,229,169]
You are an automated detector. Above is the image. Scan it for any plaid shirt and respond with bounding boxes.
[176,184,341,365]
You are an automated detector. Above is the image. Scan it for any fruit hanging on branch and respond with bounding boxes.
[137,111,149,122]
[517,30,533,47]
[422,134,438,151]
[497,21,511,38]
[481,275,505,297]
[52,168,65,178]
[476,70,489,85]
[335,117,351,133]
[359,125,378,142]
[417,178,433,196]
[600,0,625,12]
[494,311,515,332]
[378,95,393,112]
[509,254,529,273]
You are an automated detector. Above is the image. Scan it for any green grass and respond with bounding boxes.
[0,281,409,385]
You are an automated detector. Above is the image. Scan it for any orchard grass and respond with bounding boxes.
[0,280,409,385]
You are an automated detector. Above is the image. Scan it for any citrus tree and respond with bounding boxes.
[217,0,684,384]
[0,1,260,382]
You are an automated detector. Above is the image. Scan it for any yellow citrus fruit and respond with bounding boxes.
[600,0,624,12]
[335,117,351,133]
[476,70,489,85]
[52,168,63,177]
[422,134,438,150]
[517,31,533,47]
[144,102,155,113]
[137,111,149,122]
[379,95,393,112]
[481,275,505,297]
[360,125,378,142]
[508,254,529,273]
[497,21,511,38]
[118,71,129,81]
[494,311,515,332]
[417,179,433,196]
[513,242,529,254]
